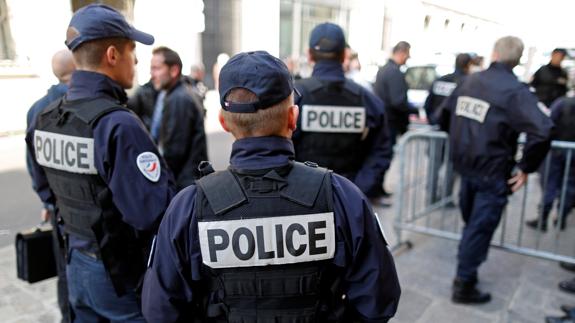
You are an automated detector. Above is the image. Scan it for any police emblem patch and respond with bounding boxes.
[137,152,161,182]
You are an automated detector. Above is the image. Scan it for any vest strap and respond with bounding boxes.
[73,98,126,125]
[197,170,247,216]
[280,162,330,208]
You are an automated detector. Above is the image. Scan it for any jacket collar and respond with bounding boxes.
[230,136,294,170]
[66,70,128,103]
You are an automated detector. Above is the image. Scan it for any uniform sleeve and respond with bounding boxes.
[423,86,434,123]
[142,186,201,323]
[549,98,564,123]
[530,68,541,88]
[331,175,401,322]
[353,91,392,196]
[162,91,208,188]
[507,88,553,173]
[93,110,176,231]
[25,121,55,206]
[433,86,459,133]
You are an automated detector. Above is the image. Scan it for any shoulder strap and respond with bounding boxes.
[343,79,362,96]
[281,162,331,208]
[40,97,64,116]
[297,77,324,93]
[73,98,127,125]
[196,170,247,216]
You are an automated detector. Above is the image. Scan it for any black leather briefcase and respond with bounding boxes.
[15,226,57,283]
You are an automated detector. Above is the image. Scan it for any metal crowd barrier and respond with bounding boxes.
[392,129,575,264]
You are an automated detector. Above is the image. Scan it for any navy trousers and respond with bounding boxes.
[456,176,508,282]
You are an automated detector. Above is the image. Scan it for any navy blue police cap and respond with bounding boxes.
[65,4,154,51]
[309,22,346,53]
[219,51,296,113]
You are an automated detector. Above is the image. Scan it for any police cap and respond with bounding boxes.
[66,4,154,51]
[309,22,346,53]
[219,51,295,113]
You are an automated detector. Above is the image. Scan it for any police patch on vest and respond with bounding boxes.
[136,152,161,182]
[34,130,97,174]
[432,81,457,97]
[198,212,335,268]
[301,105,366,133]
[455,96,490,123]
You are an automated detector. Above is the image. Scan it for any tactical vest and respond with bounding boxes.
[34,98,149,296]
[195,162,347,323]
[556,98,575,142]
[295,78,367,178]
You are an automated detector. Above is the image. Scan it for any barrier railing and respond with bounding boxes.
[392,129,575,264]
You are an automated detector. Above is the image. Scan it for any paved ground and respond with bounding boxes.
[2,91,575,322]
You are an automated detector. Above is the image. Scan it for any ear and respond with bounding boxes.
[288,104,299,131]
[218,109,231,133]
[169,65,180,79]
[104,45,119,67]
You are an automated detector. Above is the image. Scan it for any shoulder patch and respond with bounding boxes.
[137,152,161,182]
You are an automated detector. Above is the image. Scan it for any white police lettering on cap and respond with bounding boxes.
[34,130,97,174]
[136,152,161,182]
[455,96,491,123]
[432,81,457,97]
[198,212,335,268]
[301,105,366,133]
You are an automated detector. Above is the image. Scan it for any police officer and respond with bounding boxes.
[436,36,552,304]
[531,48,568,108]
[142,51,401,322]
[424,53,472,204]
[25,4,175,321]
[526,96,575,231]
[25,49,75,323]
[292,23,392,201]
[424,53,472,124]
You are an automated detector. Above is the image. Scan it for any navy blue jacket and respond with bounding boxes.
[374,59,411,133]
[293,60,392,196]
[26,83,68,193]
[141,136,401,323]
[424,69,467,125]
[436,62,552,179]
[26,70,176,237]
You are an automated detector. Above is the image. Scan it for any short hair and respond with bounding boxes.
[152,46,183,74]
[552,48,567,56]
[221,88,291,137]
[190,62,205,73]
[72,37,130,69]
[392,41,411,54]
[310,48,345,62]
[493,36,524,67]
[455,53,472,70]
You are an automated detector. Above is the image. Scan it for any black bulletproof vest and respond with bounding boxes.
[556,98,575,142]
[34,97,149,296]
[295,78,367,179]
[195,162,347,323]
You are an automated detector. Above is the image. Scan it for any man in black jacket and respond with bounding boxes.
[531,48,568,108]
[374,41,415,147]
[129,47,208,190]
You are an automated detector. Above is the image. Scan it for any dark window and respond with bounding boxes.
[424,15,430,30]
